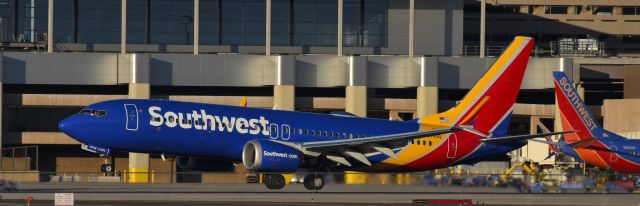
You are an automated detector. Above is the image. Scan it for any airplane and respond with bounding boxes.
[58,36,566,190]
[533,71,640,174]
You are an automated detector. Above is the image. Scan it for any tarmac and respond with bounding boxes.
[0,183,639,206]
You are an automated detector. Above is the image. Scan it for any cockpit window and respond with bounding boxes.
[79,109,107,117]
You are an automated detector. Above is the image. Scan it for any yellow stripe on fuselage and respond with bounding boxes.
[375,37,529,169]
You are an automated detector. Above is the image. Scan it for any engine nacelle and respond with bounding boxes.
[176,156,235,172]
[242,140,301,172]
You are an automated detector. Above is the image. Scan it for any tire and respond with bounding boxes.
[270,174,286,190]
[312,175,325,190]
[264,174,274,189]
[304,175,316,190]
[103,164,114,173]
[303,174,325,190]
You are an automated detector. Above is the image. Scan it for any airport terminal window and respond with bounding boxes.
[221,0,265,45]
[13,0,49,43]
[292,0,337,46]
[343,0,388,47]
[622,7,640,15]
[126,0,148,44]
[53,0,74,43]
[545,6,568,14]
[77,0,121,44]
[149,0,194,45]
[271,0,290,46]
[200,0,219,45]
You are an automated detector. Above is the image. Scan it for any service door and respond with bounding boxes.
[610,146,618,162]
[447,133,458,159]
[124,104,139,131]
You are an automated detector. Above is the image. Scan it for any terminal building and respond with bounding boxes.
[0,0,638,182]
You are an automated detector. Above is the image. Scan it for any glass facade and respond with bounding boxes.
[0,0,387,47]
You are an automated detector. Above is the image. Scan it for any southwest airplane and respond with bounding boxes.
[536,71,640,174]
[58,36,564,190]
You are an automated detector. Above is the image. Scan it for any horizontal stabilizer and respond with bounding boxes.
[480,130,576,144]
[566,137,596,149]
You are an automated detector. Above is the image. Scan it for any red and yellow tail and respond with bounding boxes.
[420,36,534,134]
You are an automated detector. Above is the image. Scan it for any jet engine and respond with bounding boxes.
[242,140,301,172]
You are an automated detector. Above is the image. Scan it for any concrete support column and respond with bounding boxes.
[273,56,295,111]
[128,53,150,183]
[194,0,199,55]
[266,0,271,56]
[274,85,295,111]
[416,57,438,118]
[47,0,53,53]
[408,0,414,58]
[121,0,127,54]
[479,0,485,58]
[337,0,343,56]
[346,56,367,117]
[346,86,367,117]
[128,83,150,183]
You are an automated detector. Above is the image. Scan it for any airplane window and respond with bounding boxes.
[305,129,309,135]
[323,131,328,136]
[97,110,107,117]
[349,134,353,139]
[417,140,421,145]
[311,130,316,135]
[298,129,302,134]
[422,140,426,146]
[342,133,347,138]
[429,141,432,146]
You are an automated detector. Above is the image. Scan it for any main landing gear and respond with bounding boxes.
[264,174,286,190]
[303,174,325,191]
[263,174,325,190]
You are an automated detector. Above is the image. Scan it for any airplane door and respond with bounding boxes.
[269,123,279,139]
[610,146,618,162]
[447,134,458,159]
[281,124,291,140]
[124,104,139,131]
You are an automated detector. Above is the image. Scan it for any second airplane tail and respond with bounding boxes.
[552,71,601,143]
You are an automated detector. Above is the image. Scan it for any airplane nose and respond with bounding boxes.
[59,115,84,141]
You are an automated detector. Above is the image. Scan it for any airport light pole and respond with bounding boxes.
[480,0,486,58]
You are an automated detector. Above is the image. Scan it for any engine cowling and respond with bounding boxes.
[176,156,235,172]
[242,140,301,172]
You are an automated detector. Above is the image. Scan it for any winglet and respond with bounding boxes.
[239,96,248,107]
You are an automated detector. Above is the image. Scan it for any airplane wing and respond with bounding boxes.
[479,131,576,144]
[271,127,461,166]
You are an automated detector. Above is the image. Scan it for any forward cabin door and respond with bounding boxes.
[447,133,458,159]
[124,104,139,131]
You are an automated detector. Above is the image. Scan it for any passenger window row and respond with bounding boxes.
[295,128,369,139]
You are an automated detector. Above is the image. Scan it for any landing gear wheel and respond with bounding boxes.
[264,174,286,190]
[100,164,114,173]
[303,174,325,190]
